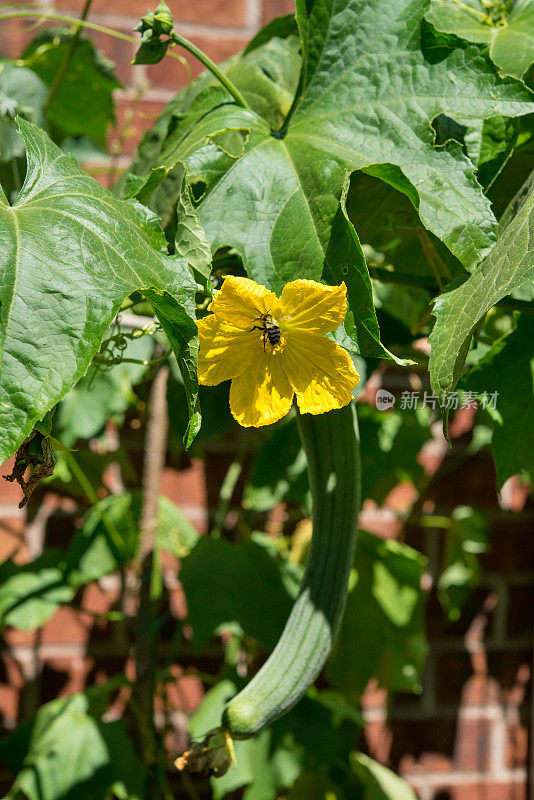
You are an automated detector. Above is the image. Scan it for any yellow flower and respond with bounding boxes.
[197,276,360,427]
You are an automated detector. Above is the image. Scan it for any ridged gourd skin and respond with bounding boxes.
[222,404,361,739]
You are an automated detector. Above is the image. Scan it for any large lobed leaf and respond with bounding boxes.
[126,0,532,360]
[426,0,534,80]
[0,120,200,464]
[326,530,428,697]
[21,29,121,146]
[428,173,534,404]
[462,315,534,487]
[0,683,144,800]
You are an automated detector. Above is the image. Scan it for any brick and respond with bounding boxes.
[91,27,137,86]
[444,783,526,800]
[144,33,249,92]
[0,514,27,564]
[400,751,452,775]
[0,459,26,505]
[505,719,528,769]
[168,582,188,620]
[383,481,418,514]
[173,0,248,27]
[363,720,392,764]
[2,627,38,648]
[453,717,494,771]
[109,95,168,157]
[358,503,403,539]
[57,0,249,26]
[161,458,207,509]
[0,655,25,724]
[81,582,121,615]
[40,606,91,646]
[261,0,295,23]
[499,474,531,512]
[460,674,501,706]
[166,668,204,714]
[0,19,36,60]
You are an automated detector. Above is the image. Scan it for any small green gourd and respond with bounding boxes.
[222,403,361,738]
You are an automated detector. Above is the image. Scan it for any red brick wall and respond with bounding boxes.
[0,3,532,798]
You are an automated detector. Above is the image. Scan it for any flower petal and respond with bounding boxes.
[198,315,258,386]
[277,280,347,334]
[229,351,294,427]
[281,331,359,415]
[210,276,278,329]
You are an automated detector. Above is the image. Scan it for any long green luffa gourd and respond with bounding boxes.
[222,403,361,738]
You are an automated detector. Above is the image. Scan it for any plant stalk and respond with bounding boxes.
[45,0,93,119]
[170,32,249,108]
[133,359,169,797]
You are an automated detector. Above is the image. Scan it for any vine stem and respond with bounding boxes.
[0,11,189,73]
[45,0,93,117]
[63,450,125,560]
[0,10,249,108]
[211,436,250,538]
[132,359,169,798]
[169,32,249,108]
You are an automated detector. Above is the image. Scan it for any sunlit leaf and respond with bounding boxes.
[21,29,120,145]
[327,531,427,697]
[0,120,199,464]
[0,683,144,800]
[428,173,534,405]
[426,0,534,79]
[462,314,534,486]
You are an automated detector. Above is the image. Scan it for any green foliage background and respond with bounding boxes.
[0,0,532,798]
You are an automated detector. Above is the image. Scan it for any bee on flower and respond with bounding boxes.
[197,276,360,427]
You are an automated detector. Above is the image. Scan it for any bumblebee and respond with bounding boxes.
[251,312,282,350]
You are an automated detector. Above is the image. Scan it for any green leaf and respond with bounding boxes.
[190,679,360,800]
[243,14,298,55]
[146,289,201,447]
[0,684,144,800]
[0,61,47,162]
[55,335,153,447]
[66,494,138,587]
[351,753,417,800]
[243,417,310,512]
[227,36,301,131]
[180,533,299,650]
[462,314,534,486]
[426,0,534,79]
[156,494,199,556]
[21,29,121,146]
[327,531,427,697]
[359,405,433,504]
[0,550,74,631]
[436,506,489,620]
[428,173,534,402]
[126,0,533,361]
[0,119,199,464]
[67,491,199,587]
